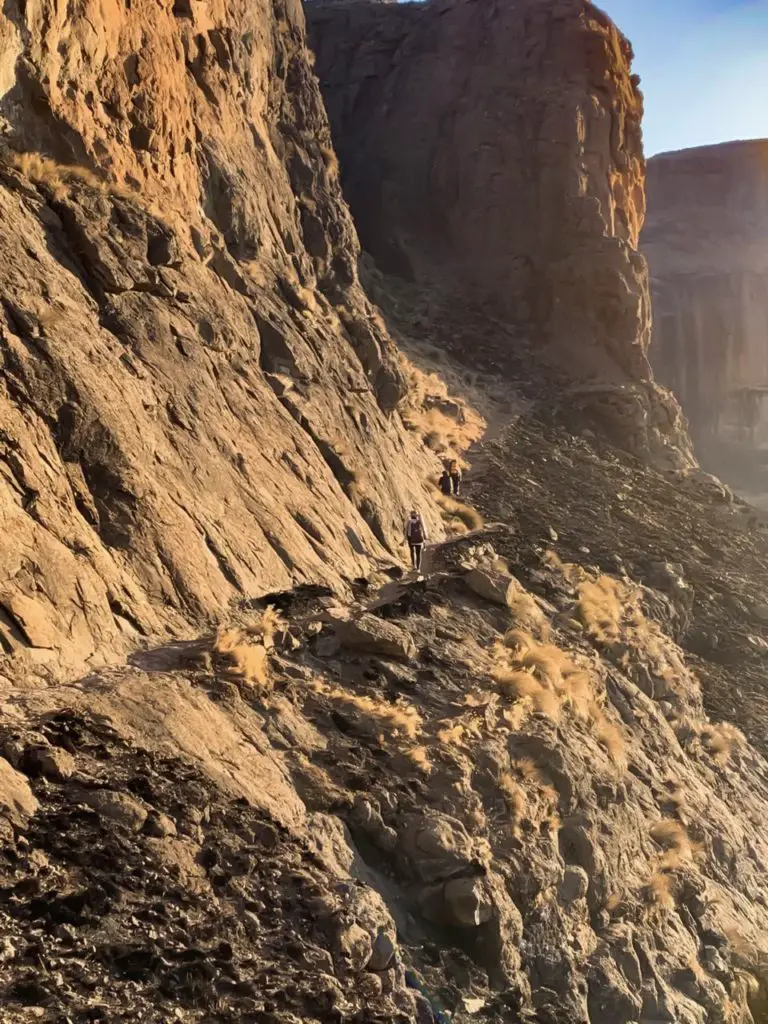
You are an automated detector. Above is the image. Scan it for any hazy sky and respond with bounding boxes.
[598,0,768,155]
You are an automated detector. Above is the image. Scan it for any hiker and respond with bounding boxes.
[404,509,427,572]
[438,468,453,496]
[448,459,462,496]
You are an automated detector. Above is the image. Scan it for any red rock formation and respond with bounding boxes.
[644,140,768,474]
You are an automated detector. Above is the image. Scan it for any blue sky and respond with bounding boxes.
[598,0,768,154]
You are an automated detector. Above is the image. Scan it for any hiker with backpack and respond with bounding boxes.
[404,509,427,572]
[438,468,453,496]
[448,459,462,496]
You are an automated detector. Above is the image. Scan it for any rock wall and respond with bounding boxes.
[308,0,651,381]
[644,140,768,481]
[0,0,436,680]
[306,0,695,469]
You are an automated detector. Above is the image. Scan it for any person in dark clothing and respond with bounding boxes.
[438,469,453,496]
[404,509,427,572]
[448,459,462,496]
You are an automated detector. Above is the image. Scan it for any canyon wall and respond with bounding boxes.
[644,140,768,486]
[0,0,436,680]
[306,0,643,379]
[306,0,693,467]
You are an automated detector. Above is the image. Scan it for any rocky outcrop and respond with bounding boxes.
[306,0,692,472]
[644,140,768,489]
[0,0,440,681]
[3,517,768,1022]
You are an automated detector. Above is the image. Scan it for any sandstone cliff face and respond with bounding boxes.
[644,140,768,478]
[0,0,438,680]
[308,0,664,388]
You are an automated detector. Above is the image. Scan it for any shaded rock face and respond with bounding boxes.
[0,0,436,680]
[644,140,768,492]
[308,0,652,383]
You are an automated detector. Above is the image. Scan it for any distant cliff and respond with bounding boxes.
[644,140,768,488]
[306,0,693,469]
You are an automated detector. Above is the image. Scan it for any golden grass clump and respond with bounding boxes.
[507,590,550,639]
[437,721,466,745]
[8,150,110,200]
[244,605,287,650]
[576,575,626,642]
[399,355,486,458]
[314,681,422,741]
[435,494,484,532]
[593,712,627,766]
[492,667,561,721]
[213,627,270,690]
[649,818,695,864]
[320,145,340,179]
[497,771,528,823]
[645,869,675,910]
[404,745,433,773]
[493,631,597,724]
[701,722,747,765]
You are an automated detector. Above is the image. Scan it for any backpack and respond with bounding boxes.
[408,517,424,544]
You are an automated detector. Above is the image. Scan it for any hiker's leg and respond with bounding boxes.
[415,544,423,570]
[409,543,417,569]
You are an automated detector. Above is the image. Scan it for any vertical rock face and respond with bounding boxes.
[643,140,768,489]
[0,0,434,678]
[309,0,648,380]
[306,0,694,468]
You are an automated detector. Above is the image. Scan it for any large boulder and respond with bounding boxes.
[335,614,416,661]
[464,567,521,607]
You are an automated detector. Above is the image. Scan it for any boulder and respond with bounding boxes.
[335,614,416,661]
[80,790,149,832]
[442,876,494,928]
[464,568,520,607]
[0,756,38,822]
[27,744,76,782]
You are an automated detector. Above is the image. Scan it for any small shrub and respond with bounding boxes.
[507,591,550,639]
[213,627,270,690]
[320,145,339,179]
[645,869,675,910]
[701,722,747,764]
[576,575,626,642]
[435,494,484,531]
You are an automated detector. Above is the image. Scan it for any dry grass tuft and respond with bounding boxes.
[701,722,747,765]
[8,150,107,196]
[497,771,528,823]
[400,355,485,458]
[593,714,626,766]
[645,869,675,910]
[437,721,466,746]
[404,745,432,773]
[576,575,626,642]
[492,667,561,721]
[305,677,423,744]
[435,494,484,532]
[320,145,339,179]
[243,605,287,649]
[507,591,550,639]
[213,627,270,690]
[648,818,701,868]
[494,630,597,725]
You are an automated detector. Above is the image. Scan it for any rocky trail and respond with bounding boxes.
[4,471,768,1022]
